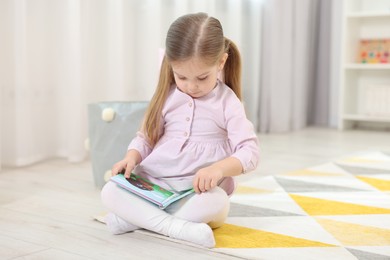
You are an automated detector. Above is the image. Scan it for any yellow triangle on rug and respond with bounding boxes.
[283,169,344,177]
[235,185,272,194]
[340,157,385,164]
[357,176,390,191]
[289,194,390,215]
[213,223,335,248]
[316,218,390,246]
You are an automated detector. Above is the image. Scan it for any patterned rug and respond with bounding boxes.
[95,151,390,259]
[214,151,390,259]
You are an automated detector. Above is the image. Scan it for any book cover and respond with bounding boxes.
[110,173,194,209]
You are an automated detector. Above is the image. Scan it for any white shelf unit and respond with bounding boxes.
[339,0,390,130]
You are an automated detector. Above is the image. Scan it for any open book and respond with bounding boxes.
[110,173,194,209]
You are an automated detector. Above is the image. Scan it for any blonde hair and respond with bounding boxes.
[143,12,242,147]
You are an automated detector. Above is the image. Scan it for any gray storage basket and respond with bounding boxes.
[87,101,149,188]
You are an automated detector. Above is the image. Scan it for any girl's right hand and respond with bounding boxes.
[111,149,142,178]
[111,159,136,178]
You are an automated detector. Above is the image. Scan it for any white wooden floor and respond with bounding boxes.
[1,127,389,260]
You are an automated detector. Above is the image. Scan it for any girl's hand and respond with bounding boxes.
[111,159,136,178]
[111,149,142,178]
[193,166,223,194]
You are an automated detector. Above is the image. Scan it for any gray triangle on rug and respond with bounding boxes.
[347,248,390,260]
[336,164,390,175]
[229,202,302,217]
[273,176,367,193]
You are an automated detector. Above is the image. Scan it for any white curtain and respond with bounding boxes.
[0,0,262,169]
[258,0,341,132]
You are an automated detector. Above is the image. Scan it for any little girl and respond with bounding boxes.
[101,12,259,248]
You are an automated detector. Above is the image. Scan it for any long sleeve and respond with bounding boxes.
[127,131,153,161]
[224,95,259,173]
[127,112,165,161]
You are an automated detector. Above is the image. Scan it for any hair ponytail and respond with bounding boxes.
[223,37,242,100]
[142,55,173,146]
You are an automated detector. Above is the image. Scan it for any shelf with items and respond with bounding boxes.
[339,0,390,130]
[343,19,390,65]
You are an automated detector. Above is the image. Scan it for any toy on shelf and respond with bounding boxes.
[358,39,390,64]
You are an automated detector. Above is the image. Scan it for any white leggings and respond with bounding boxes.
[101,181,230,231]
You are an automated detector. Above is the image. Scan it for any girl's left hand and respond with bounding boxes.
[193,166,223,194]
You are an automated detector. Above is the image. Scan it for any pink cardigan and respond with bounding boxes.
[128,80,259,192]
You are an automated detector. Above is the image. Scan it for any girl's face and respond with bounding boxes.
[171,54,227,98]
